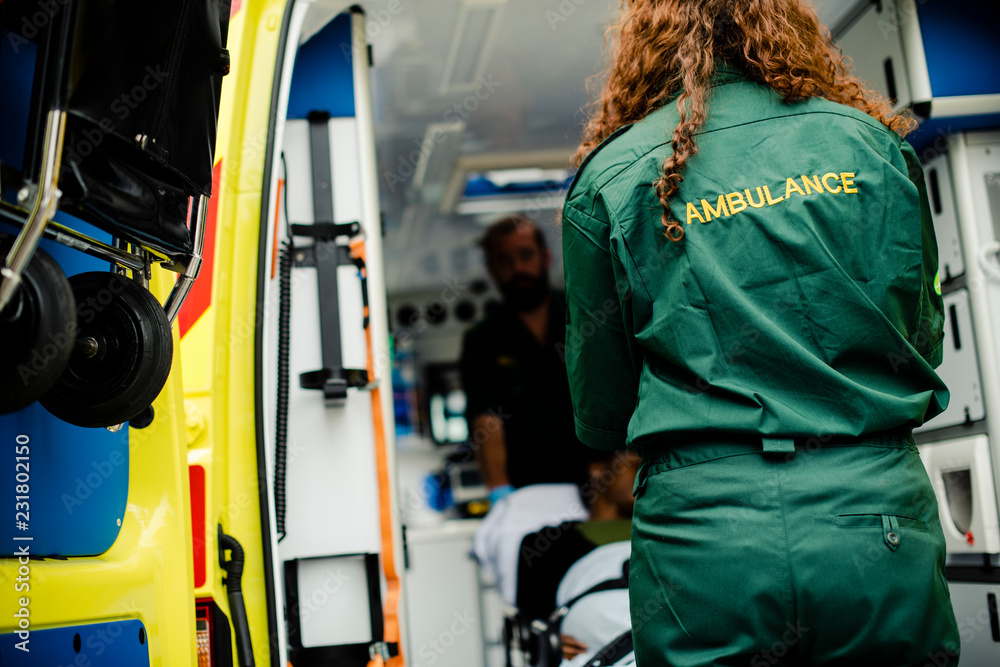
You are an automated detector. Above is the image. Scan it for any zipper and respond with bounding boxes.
[148,0,197,154]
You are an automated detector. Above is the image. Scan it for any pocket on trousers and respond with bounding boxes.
[835,513,929,551]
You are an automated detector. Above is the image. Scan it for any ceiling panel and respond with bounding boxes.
[355,0,867,292]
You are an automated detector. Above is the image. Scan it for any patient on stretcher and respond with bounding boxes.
[515,449,638,622]
[470,450,637,665]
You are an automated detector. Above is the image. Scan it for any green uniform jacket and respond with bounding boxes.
[562,65,948,452]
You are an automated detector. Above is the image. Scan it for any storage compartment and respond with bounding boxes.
[924,153,965,282]
[918,436,1000,555]
[835,0,911,111]
[946,582,1000,661]
[961,134,1000,363]
[836,0,1000,122]
[916,289,984,433]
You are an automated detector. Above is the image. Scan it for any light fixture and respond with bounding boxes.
[439,0,507,94]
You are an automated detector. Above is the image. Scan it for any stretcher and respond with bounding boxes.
[504,537,634,667]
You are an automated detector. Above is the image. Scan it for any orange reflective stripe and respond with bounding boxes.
[354,239,404,662]
[270,179,285,279]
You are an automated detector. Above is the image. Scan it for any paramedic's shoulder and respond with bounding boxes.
[565,124,644,223]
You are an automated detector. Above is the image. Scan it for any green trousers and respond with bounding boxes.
[629,432,960,666]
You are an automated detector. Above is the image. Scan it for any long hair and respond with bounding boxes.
[573,0,916,242]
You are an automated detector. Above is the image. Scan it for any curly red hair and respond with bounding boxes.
[573,0,916,241]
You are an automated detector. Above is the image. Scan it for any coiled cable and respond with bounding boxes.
[274,238,293,541]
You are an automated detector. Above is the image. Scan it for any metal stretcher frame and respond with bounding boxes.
[0,150,210,327]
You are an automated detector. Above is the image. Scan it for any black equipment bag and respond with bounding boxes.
[2,0,232,258]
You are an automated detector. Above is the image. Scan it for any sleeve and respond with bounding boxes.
[459,328,503,422]
[562,191,640,450]
[901,140,945,368]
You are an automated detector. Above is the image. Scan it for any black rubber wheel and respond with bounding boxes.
[40,272,173,428]
[0,236,76,414]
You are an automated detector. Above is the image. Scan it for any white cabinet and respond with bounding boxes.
[404,521,505,667]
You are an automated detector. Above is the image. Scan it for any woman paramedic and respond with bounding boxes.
[561,1,960,665]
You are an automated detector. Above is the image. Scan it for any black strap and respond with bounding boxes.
[527,560,631,667]
[295,112,368,400]
[585,630,634,667]
[307,110,334,224]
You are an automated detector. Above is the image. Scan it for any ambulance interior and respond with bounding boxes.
[266,0,1000,665]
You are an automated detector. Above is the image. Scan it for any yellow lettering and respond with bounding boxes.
[785,177,806,199]
[701,195,731,221]
[763,185,784,206]
[822,172,842,193]
[686,201,706,224]
[841,172,858,193]
[745,187,766,208]
[801,174,823,194]
[726,192,747,214]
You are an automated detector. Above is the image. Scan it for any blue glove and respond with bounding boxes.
[488,484,514,505]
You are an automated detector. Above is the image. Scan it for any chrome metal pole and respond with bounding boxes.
[0,110,67,311]
[164,194,210,324]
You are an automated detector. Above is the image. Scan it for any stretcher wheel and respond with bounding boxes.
[0,238,76,414]
[39,272,173,428]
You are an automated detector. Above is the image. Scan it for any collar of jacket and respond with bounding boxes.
[566,62,748,196]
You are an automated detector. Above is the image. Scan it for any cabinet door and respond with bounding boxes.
[916,289,984,433]
[836,0,912,111]
[947,582,1000,661]
[925,153,965,281]
[406,533,487,667]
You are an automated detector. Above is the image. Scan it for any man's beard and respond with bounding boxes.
[499,272,550,312]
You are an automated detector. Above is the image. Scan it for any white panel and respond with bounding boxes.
[924,153,965,281]
[895,0,931,105]
[836,0,911,111]
[947,583,1000,663]
[282,117,364,224]
[950,133,1000,520]
[918,436,1000,554]
[932,94,1000,119]
[330,118,363,223]
[298,555,373,647]
[338,263,368,372]
[405,527,486,667]
[964,134,1000,359]
[276,119,382,559]
[284,120,317,224]
[916,290,984,433]
[281,266,382,556]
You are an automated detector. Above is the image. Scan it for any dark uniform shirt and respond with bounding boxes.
[460,291,592,487]
[562,64,948,451]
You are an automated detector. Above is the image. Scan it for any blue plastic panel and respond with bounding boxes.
[0,620,150,665]
[0,28,36,171]
[0,403,129,558]
[918,0,1000,99]
[287,13,356,119]
[0,216,128,558]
